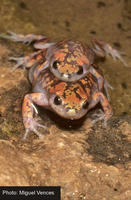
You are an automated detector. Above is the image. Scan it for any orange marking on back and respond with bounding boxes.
[54,52,66,62]
[77,87,87,98]
[26,58,35,67]
[49,82,67,95]
[30,58,35,62]
[76,58,83,66]
[36,54,42,60]
[76,56,89,66]
[81,55,89,65]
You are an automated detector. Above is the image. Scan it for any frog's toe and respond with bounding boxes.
[6,31,31,45]
[22,118,48,140]
[104,79,113,101]
[0,31,17,41]
[1,31,25,43]
[92,110,111,127]
[8,31,48,45]
[104,79,113,90]
[1,31,29,45]
[9,57,26,72]
[92,109,104,121]
[104,44,128,67]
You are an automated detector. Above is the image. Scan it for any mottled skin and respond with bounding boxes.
[0,31,128,99]
[20,64,112,139]
[47,40,95,81]
[0,31,126,139]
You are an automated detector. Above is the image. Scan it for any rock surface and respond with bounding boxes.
[0,0,131,199]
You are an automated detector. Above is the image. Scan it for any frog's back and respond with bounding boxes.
[31,65,98,99]
[31,66,61,94]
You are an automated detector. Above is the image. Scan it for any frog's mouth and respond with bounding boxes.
[49,94,88,120]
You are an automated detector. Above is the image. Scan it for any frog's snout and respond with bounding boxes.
[50,94,88,120]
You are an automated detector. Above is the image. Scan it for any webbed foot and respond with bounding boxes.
[9,56,27,71]
[0,31,47,45]
[92,40,128,67]
[103,43,128,67]
[103,79,114,101]
[92,109,112,127]
[22,117,48,140]
[9,51,41,71]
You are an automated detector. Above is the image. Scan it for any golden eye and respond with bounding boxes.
[82,100,89,109]
[53,61,60,69]
[54,96,62,105]
[77,66,83,75]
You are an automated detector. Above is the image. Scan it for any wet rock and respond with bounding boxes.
[0,140,30,185]
[0,117,131,199]
[0,0,131,199]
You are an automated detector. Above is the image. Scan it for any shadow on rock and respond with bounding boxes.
[86,116,131,165]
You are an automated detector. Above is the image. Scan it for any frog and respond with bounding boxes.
[0,31,113,139]
[0,31,128,100]
[17,61,112,139]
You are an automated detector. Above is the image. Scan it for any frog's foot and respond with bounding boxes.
[92,109,112,127]
[9,56,27,71]
[9,51,40,71]
[102,43,128,67]
[104,79,113,90]
[103,79,113,101]
[0,31,48,45]
[22,117,48,140]
[92,40,128,67]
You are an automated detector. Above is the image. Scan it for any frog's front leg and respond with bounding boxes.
[22,92,49,140]
[92,39,128,67]
[87,91,113,126]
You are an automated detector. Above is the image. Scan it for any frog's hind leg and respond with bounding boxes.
[0,31,55,50]
[33,41,55,49]
[0,31,49,45]
[9,49,48,72]
[91,39,128,67]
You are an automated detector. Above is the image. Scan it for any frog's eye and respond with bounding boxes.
[77,66,83,75]
[53,61,60,70]
[54,95,62,105]
[82,100,89,109]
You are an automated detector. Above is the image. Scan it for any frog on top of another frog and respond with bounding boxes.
[0,31,124,139]
[0,31,128,100]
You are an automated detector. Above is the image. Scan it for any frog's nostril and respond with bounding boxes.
[77,66,83,75]
[53,61,60,70]
[54,95,62,105]
[62,73,70,78]
[82,100,89,109]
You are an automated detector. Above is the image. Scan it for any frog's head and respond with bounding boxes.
[46,40,95,82]
[49,81,89,120]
